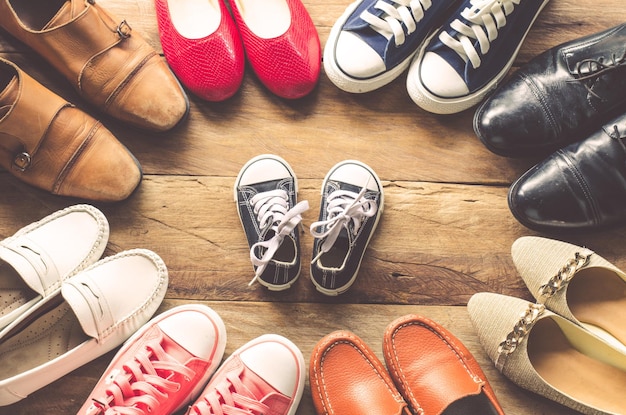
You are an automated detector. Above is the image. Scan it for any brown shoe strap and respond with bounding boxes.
[0,60,68,171]
[0,1,141,104]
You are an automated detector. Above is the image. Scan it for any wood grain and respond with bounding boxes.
[0,0,624,414]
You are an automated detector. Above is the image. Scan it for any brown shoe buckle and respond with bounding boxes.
[116,20,132,39]
[13,152,31,172]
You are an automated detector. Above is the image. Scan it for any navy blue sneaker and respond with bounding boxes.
[235,155,309,291]
[407,0,550,114]
[324,0,462,93]
[310,160,383,295]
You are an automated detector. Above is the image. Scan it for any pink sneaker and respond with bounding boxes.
[188,334,305,415]
[78,304,227,415]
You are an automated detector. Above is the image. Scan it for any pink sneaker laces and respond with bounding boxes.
[188,366,270,415]
[87,339,196,415]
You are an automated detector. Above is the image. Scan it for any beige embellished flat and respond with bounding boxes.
[512,236,626,350]
[468,292,626,415]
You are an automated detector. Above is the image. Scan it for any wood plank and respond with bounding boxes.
[0,0,623,414]
[3,173,626,306]
[5,300,580,415]
[0,0,623,183]
[0,50,537,185]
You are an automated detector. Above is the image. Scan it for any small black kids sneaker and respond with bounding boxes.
[234,154,309,290]
[310,160,384,295]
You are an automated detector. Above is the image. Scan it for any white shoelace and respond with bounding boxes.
[310,186,378,264]
[248,189,309,286]
[360,0,433,47]
[439,0,520,69]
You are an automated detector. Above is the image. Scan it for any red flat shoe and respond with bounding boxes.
[155,0,245,102]
[230,0,321,99]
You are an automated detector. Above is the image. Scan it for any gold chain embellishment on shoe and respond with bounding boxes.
[538,251,592,301]
[495,303,545,371]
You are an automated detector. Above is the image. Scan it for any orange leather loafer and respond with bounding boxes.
[383,315,505,415]
[0,58,142,201]
[0,0,188,132]
[310,330,410,415]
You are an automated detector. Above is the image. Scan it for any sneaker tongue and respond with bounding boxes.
[0,76,18,119]
[43,0,87,30]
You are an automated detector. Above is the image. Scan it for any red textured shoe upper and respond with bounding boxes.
[155,0,245,102]
[230,0,321,99]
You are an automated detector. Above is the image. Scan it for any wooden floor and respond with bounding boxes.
[1,0,625,413]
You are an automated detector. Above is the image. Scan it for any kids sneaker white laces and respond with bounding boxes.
[360,0,433,46]
[249,189,309,286]
[88,340,194,415]
[440,0,519,69]
[190,367,270,415]
[310,186,378,263]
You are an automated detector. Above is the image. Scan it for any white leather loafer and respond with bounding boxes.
[0,248,168,406]
[0,204,109,330]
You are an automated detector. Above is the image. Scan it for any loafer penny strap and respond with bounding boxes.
[0,237,61,297]
[62,271,115,342]
[0,61,68,171]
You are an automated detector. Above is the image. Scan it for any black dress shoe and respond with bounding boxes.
[508,112,626,232]
[474,23,626,158]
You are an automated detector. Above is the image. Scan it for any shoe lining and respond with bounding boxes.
[8,0,67,31]
[233,0,290,39]
[272,234,296,264]
[0,297,88,380]
[319,235,349,269]
[440,392,501,415]
[528,318,626,413]
[567,268,626,346]
[167,0,221,39]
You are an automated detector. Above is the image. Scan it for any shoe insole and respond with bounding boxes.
[441,392,500,415]
[0,298,87,380]
[167,0,220,39]
[567,268,626,345]
[319,230,349,269]
[233,0,290,39]
[255,230,297,264]
[0,262,37,322]
[8,0,67,30]
[528,318,626,414]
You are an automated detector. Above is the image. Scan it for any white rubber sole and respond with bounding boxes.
[407,0,551,114]
[323,0,418,94]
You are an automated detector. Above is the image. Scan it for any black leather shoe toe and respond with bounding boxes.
[475,23,626,158]
[474,71,559,157]
[509,113,626,232]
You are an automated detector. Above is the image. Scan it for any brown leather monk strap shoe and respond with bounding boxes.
[0,0,188,132]
[0,58,142,201]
